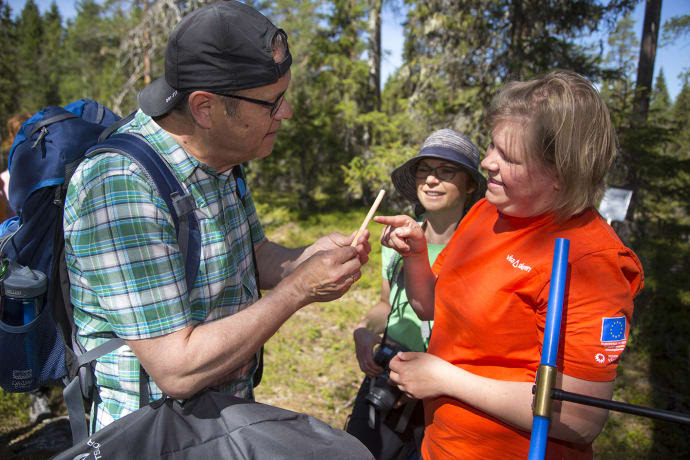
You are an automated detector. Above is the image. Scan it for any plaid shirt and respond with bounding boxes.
[64,110,265,432]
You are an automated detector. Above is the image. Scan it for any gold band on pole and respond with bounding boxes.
[533,364,557,418]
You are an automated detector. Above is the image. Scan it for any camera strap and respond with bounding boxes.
[394,399,417,433]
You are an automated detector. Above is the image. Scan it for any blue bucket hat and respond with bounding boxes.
[391,129,487,212]
[391,129,486,210]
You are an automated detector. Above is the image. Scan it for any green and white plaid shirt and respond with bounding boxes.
[64,110,265,432]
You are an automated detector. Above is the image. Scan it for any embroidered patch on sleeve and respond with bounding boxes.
[601,316,626,342]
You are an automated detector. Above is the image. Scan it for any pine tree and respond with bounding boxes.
[670,74,690,157]
[0,0,19,138]
[40,1,64,106]
[600,10,638,121]
[60,0,121,104]
[250,0,375,209]
[15,0,44,112]
[649,68,672,126]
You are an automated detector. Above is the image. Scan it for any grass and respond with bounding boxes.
[253,204,384,429]
[1,205,687,458]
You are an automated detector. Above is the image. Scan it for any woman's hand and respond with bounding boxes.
[353,327,384,377]
[374,215,427,258]
[388,352,454,400]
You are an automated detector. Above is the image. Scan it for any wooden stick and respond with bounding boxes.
[351,189,386,247]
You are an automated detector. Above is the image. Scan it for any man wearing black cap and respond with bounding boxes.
[64,0,370,432]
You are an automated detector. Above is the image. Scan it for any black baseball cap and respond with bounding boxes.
[138,0,292,117]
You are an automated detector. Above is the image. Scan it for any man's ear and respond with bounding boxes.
[187,91,215,129]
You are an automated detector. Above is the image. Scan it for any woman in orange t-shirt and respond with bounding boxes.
[374,70,644,459]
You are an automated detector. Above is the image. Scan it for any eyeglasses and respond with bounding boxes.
[414,164,462,181]
[219,90,286,118]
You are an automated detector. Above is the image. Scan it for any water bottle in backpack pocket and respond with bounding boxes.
[0,258,66,392]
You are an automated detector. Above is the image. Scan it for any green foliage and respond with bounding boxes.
[40,2,64,106]
[0,1,19,134]
[60,0,122,104]
[15,0,44,112]
[661,14,690,45]
[649,68,672,126]
[250,0,396,210]
[600,10,638,113]
[670,75,690,157]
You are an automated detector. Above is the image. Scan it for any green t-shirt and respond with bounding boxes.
[381,229,444,352]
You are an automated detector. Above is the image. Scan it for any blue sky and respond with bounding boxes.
[7,0,690,100]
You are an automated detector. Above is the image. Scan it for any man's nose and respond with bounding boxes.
[276,97,293,120]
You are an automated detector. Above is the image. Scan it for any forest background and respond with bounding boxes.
[0,0,688,458]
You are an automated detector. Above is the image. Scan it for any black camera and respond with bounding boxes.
[364,341,409,412]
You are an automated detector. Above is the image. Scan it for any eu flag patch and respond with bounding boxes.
[601,317,626,342]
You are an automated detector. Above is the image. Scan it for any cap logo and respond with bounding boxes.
[165,90,178,104]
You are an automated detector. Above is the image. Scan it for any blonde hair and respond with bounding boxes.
[487,70,617,220]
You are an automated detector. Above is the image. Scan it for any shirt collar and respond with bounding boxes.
[124,110,200,183]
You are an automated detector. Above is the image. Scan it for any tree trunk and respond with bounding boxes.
[632,0,662,126]
[508,0,527,80]
[368,0,382,112]
[142,0,151,85]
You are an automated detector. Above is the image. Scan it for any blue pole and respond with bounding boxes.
[528,238,570,460]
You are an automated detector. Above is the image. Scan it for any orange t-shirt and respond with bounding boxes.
[422,199,644,460]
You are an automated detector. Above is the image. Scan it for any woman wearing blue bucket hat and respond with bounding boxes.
[346,129,485,459]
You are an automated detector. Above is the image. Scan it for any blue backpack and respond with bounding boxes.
[0,99,203,443]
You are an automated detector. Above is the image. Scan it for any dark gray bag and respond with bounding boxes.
[52,390,373,459]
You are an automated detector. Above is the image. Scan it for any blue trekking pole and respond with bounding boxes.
[528,238,570,460]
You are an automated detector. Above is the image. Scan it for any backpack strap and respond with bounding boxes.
[86,133,201,292]
[97,111,136,143]
[28,112,80,153]
[28,112,78,137]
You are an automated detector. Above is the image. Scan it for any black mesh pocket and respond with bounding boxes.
[0,304,66,392]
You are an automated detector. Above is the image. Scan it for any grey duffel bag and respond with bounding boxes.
[52,390,373,459]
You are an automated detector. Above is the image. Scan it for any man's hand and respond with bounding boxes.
[311,230,371,260]
[277,245,366,306]
[255,230,370,290]
[388,352,453,400]
[353,327,384,377]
